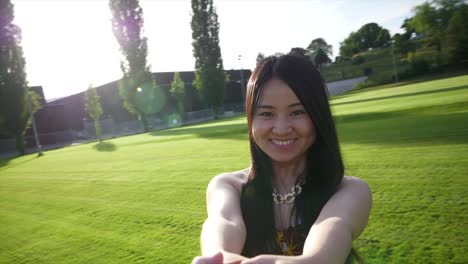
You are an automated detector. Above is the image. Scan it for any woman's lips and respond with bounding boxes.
[270,138,296,146]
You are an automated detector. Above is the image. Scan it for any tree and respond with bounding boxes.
[339,23,391,57]
[109,0,155,132]
[84,85,103,142]
[256,52,265,64]
[307,38,333,57]
[356,23,390,50]
[306,38,333,69]
[392,33,416,56]
[409,2,443,51]
[191,0,227,117]
[0,0,41,155]
[408,0,464,54]
[314,49,332,70]
[289,47,308,58]
[401,18,416,40]
[392,18,418,56]
[339,32,360,58]
[445,4,468,64]
[170,72,185,115]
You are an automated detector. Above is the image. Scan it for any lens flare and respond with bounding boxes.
[134,82,166,114]
[167,113,182,128]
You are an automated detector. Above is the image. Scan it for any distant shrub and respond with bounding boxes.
[407,51,415,64]
[363,67,373,76]
[411,59,430,74]
[399,59,431,80]
[353,80,377,90]
[351,55,366,65]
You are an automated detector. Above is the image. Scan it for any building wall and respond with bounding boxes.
[31,69,251,136]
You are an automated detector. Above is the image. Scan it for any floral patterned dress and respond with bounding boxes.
[272,225,355,263]
[273,225,308,256]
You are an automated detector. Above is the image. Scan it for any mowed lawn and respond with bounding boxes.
[1,75,467,264]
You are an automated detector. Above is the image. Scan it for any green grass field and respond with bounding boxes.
[1,75,467,263]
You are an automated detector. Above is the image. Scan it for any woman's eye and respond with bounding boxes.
[291,110,306,116]
[258,112,273,117]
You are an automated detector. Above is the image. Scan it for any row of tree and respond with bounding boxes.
[84,71,186,142]
[256,37,334,70]
[0,0,41,154]
[106,0,225,134]
[339,23,391,58]
[339,0,468,64]
[404,0,468,64]
[1,0,225,154]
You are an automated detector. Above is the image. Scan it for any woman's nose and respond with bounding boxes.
[272,117,292,135]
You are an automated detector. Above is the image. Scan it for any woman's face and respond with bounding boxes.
[252,78,316,164]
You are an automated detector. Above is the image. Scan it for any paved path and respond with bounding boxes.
[326,76,368,96]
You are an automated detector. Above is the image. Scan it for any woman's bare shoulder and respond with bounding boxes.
[340,176,370,192]
[207,168,249,194]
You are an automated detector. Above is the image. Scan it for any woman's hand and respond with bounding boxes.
[240,254,300,264]
[192,251,246,264]
[240,255,276,264]
[192,252,224,264]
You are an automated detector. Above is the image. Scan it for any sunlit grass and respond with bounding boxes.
[1,75,467,263]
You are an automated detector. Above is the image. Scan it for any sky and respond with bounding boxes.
[11,0,426,100]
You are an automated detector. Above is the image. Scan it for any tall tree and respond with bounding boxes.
[256,52,265,65]
[392,33,415,56]
[84,85,103,142]
[409,0,464,54]
[191,0,227,117]
[307,38,333,57]
[409,2,443,51]
[339,31,361,58]
[306,38,333,68]
[109,0,154,132]
[339,23,391,57]
[170,72,185,115]
[289,47,308,58]
[314,49,332,70]
[445,3,468,64]
[0,0,41,154]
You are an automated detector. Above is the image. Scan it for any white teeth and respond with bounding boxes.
[271,139,294,145]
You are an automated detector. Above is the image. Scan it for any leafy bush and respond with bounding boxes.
[353,80,378,90]
[351,55,366,65]
[363,67,373,76]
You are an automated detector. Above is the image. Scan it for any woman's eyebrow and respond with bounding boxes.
[257,105,274,109]
[257,102,302,109]
[288,102,302,108]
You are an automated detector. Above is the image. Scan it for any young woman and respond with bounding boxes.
[193,55,372,264]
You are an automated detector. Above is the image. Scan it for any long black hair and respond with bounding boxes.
[240,54,344,256]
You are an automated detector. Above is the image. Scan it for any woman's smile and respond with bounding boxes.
[252,78,316,164]
[270,138,296,146]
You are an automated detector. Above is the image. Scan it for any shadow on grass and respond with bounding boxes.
[331,85,468,107]
[336,108,468,145]
[0,156,38,171]
[93,141,117,152]
[0,158,10,169]
[150,122,248,141]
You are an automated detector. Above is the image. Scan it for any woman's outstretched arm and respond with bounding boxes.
[193,171,249,264]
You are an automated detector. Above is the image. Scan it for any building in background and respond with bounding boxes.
[0,69,251,153]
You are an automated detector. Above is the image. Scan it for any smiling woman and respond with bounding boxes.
[193,54,372,264]
[251,78,316,165]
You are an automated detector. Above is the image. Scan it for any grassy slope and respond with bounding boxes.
[1,75,467,263]
[321,46,409,83]
[332,75,468,263]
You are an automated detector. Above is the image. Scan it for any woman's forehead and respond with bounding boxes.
[258,79,301,106]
